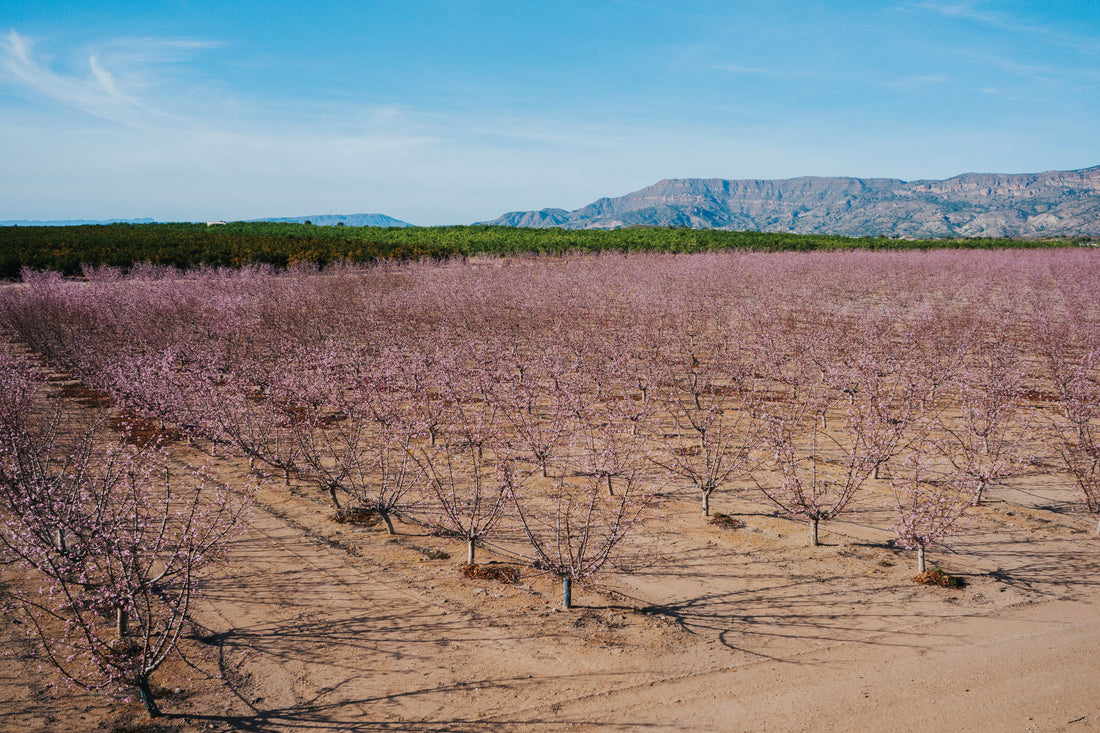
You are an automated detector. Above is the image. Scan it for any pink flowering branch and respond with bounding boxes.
[889,458,971,573]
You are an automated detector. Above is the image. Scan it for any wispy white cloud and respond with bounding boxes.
[911,1,1100,56]
[87,54,125,99]
[0,30,216,125]
[913,1,1001,25]
[885,73,951,88]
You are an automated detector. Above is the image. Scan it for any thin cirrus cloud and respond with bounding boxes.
[1,29,467,150]
[0,30,217,126]
[912,0,1100,55]
[913,1,1003,25]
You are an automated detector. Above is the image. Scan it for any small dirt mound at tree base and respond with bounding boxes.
[914,566,966,588]
[461,563,520,583]
[709,512,745,529]
[330,507,383,527]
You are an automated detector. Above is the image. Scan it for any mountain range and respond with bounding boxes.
[482,166,1100,238]
[249,213,411,227]
[0,218,157,227]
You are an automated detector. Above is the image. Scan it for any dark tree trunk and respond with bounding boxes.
[136,675,161,718]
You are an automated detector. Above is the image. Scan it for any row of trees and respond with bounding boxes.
[0,221,1065,276]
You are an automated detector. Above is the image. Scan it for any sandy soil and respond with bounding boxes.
[3,436,1100,733]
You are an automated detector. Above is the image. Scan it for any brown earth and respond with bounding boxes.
[3,433,1100,732]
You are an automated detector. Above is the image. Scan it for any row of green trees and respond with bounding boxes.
[0,221,1072,277]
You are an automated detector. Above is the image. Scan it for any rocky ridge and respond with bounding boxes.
[483,166,1100,238]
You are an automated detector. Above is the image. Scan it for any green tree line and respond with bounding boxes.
[0,221,1073,277]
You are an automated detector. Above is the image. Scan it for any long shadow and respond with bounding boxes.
[623,547,960,652]
[945,531,1100,597]
[183,525,676,731]
[624,516,1100,662]
[197,552,565,667]
[181,479,1100,731]
[169,669,668,732]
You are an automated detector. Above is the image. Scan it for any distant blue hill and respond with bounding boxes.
[0,218,157,226]
[1,213,413,227]
[250,214,412,227]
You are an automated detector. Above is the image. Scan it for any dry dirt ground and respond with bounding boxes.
[3,437,1100,733]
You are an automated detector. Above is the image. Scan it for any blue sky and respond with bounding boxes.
[2,1,1099,224]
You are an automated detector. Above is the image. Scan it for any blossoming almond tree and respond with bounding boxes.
[4,462,249,717]
[408,351,519,565]
[937,337,1031,505]
[286,345,424,531]
[0,351,250,718]
[492,340,578,479]
[508,468,655,609]
[889,459,971,573]
[1046,344,1100,533]
[753,379,876,547]
[650,330,755,516]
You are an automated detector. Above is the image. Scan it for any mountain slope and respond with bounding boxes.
[251,213,412,227]
[483,167,1100,238]
[0,218,157,226]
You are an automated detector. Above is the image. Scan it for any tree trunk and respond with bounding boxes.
[917,545,926,574]
[562,576,572,609]
[136,675,161,718]
[380,510,396,535]
[467,538,476,566]
[55,527,67,555]
[606,474,614,496]
[809,517,820,547]
[972,479,986,505]
[116,607,129,639]
[327,484,341,509]
[702,491,710,516]
[283,466,292,485]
